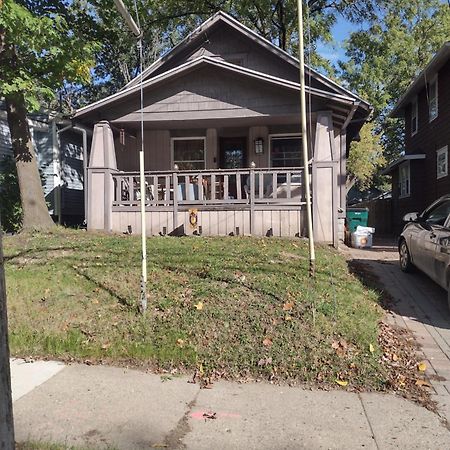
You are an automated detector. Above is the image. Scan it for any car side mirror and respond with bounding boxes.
[402,212,419,222]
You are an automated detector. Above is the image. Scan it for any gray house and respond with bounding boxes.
[0,107,86,225]
[74,12,370,244]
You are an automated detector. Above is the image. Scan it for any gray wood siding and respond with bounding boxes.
[150,22,333,95]
[113,66,325,125]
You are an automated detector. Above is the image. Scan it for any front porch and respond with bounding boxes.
[86,119,341,243]
[111,166,306,237]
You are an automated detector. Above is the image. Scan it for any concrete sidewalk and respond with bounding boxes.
[11,359,450,450]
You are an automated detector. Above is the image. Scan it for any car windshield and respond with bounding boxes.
[423,200,450,226]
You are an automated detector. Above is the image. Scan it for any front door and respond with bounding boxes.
[220,137,247,199]
[220,137,247,169]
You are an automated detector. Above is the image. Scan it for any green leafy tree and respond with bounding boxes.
[347,122,385,192]
[339,0,450,165]
[0,0,96,229]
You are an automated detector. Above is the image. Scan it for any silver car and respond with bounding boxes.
[399,195,450,309]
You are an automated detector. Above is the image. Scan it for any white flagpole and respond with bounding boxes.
[113,0,147,311]
[297,0,316,276]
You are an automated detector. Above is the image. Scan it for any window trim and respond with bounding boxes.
[411,97,418,136]
[268,133,303,168]
[171,136,206,170]
[428,75,438,122]
[436,146,448,180]
[399,161,410,199]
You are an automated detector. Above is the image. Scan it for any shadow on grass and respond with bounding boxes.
[71,266,135,310]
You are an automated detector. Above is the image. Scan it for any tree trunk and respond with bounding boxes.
[0,228,15,449]
[5,94,55,230]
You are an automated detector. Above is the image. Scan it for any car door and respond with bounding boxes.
[415,199,450,283]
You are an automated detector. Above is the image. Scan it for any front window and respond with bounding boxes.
[399,161,410,198]
[437,146,448,179]
[270,136,302,168]
[411,98,418,135]
[172,137,205,170]
[429,76,438,121]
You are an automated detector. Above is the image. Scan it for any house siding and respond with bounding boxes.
[390,59,450,234]
[0,114,85,222]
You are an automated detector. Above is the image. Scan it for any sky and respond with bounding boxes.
[316,16,357,65]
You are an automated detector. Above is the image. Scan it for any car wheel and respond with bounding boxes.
[399,239,414,273]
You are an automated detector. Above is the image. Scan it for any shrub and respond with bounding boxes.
[0,156,23,232]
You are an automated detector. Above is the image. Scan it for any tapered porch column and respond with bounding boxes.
[87,121,117,232]
[312,111,339,246]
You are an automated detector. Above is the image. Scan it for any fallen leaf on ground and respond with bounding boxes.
[194,302,204,310]
[369,344,374,353]
[336,379,348,387]
[283,301,294,311]
[418,362,427,372]
[263,337,273,347]
[415,379,431,387]
[176,339,184,347]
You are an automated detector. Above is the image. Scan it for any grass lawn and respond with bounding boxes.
[4,228,386,389]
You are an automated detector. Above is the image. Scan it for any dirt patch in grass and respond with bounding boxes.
[3,228,424,395]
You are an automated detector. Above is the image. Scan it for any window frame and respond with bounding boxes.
[171,136,206,170]
[428,75,438,122]
[399,161,410,199]
[268,133,303,168]
[436,146,448,180]
[411,97,418,136]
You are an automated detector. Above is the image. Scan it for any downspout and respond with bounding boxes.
[72,125,89,225]
[55,123,72,225]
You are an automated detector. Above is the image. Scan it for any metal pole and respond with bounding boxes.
[297,0,316,276]
[113,0,147,312]
[113,0,141,37]
[138,36,147,313]
[0,219,15,449]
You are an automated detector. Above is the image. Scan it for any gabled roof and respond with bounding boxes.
[74,55,359,119]
[122,11,369,107]
[391,42,450,118]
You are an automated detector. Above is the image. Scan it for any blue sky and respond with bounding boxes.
[316,16,357,64]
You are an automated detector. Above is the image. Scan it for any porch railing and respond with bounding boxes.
[112,167,305,209]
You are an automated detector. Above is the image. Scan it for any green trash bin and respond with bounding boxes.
[346,208,369,233]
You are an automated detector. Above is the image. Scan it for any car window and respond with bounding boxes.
[423,200,450,226]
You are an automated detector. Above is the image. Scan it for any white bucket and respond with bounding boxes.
[351,232,373,249]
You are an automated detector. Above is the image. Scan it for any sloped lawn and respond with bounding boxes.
[4,228,386,389]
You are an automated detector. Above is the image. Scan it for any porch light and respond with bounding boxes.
[174,163,179,171]
[254,138,264,154]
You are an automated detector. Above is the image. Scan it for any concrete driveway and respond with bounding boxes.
[345,239,450,424]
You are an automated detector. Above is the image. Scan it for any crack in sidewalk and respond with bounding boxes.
[358,393,380,450]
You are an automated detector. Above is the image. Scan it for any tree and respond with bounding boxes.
[339,0,450,165]
[0,1,96,229]
[346,122,385,192]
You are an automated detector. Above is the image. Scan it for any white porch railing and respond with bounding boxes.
[112,167,305,209]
